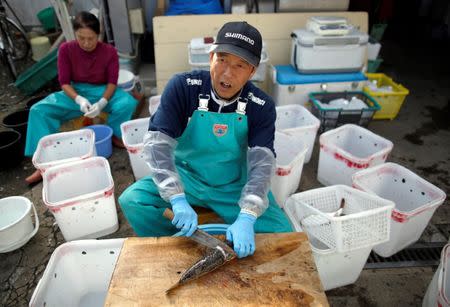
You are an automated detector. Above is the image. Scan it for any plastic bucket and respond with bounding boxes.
[26,95,47,109]
[37,7,56,31]
[118,69,136,92]
[0,130,23,169]
[30,36,51,62]
[0,196,39,253]
[84,125,113,158]
[2,109,30,140]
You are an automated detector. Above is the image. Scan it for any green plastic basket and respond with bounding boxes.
[15,48,58,95]
[309,91,381,133]
[37,7,56,31]
[370,23,388,41]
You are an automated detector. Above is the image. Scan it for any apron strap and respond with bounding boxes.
[236,97,248,115]
[197,94,210,111]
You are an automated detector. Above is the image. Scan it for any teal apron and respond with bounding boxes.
[119,94,292,236]
[24,83,137,157]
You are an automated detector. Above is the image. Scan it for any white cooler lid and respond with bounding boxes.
[291,28,369,47]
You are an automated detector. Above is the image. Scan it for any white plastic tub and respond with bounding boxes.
[352,163,447,257]
[42,157,118,241]
[318,124,393,186]
[33,129,96,173]
[423,243,450,307]
[284,185,394,252]
[275,104,320,163]
[30,238,125,307]
[0,196,39,253]
[310,237,371,290]
[120,117,151,180]
[271,132,307,207]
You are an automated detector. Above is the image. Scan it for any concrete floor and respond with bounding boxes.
[1,27,449,306]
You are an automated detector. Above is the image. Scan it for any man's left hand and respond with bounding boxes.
[85,97,108,118]
[226,212,256,258]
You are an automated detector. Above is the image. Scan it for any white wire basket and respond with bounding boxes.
[284,185,394,252]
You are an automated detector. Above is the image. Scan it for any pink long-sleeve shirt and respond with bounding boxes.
[57,40,119,86]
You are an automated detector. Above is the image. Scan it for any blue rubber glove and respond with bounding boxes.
[170,195,198,237]
[226,213,257,258]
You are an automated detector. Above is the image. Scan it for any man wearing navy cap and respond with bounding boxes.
[119,21,292,258]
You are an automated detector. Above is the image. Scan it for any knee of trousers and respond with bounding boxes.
[118,189,136,210]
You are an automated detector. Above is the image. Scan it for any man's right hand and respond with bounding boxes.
[170,195,198,237]
[75,95,92,114]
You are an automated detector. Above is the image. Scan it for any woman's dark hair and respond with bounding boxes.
[73,11,100,34]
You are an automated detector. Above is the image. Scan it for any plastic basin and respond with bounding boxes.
[0,130,23,169]
[84,125,113,158]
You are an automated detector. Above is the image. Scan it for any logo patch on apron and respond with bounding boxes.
[213,124,228,137]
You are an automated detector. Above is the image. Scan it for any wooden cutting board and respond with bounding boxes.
[105,232,328,306]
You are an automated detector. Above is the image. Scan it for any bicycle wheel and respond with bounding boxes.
[2,17,29,60]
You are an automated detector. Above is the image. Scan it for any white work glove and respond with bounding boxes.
[74,95,92,114]
[85,97,108,118]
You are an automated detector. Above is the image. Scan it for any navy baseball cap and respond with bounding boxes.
[210,21,262,67]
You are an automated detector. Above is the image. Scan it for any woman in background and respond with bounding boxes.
[25,11,137,184]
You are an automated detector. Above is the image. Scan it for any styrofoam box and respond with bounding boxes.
[270,65,367,107]
[189,41,269,82]
[149,95,161,116]
[423,243,450,307]
[284,185,394,252]
[188,37,215,64]
[271,131,307,207]
[352,163,447,257]
[33,129,96,173]
[318,124,393,186]
[275,104,320,163]
[42,157,118,241]
[290,28,368,73]
[120,117,151,180]
[30,239,125,307]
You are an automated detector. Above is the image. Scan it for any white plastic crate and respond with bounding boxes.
[284,185,394,252]
[275,104,320,163]
[352,163,447,257]
[318,124,393,186]
[149,95,161,116]
[42,157,118,241]
[30,239,124,306]
[120,117,151,180]
[33,129,96,173]
[423,243,450,307]
[271,132,307,207]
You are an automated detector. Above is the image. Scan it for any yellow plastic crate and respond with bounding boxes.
[363,73,409,120]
